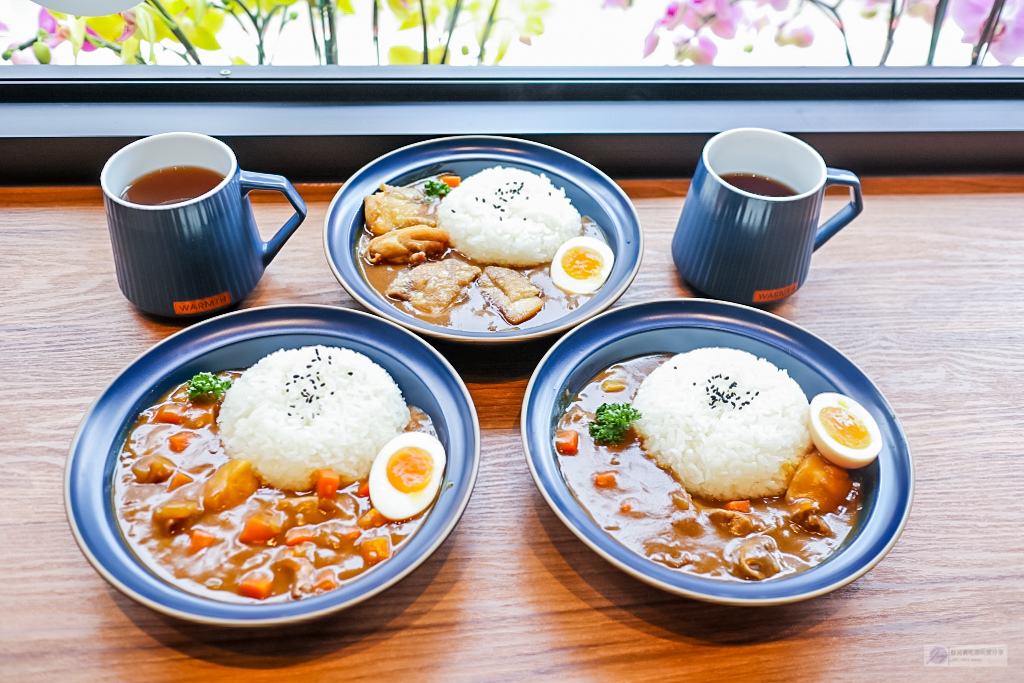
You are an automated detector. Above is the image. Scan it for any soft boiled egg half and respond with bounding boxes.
[808,393,883,469]
[550,236,614,294]
[368,432,446,521]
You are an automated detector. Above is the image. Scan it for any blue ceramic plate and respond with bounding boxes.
[323,136,643,343]
[65,305,480,626]
[522,299,913,605]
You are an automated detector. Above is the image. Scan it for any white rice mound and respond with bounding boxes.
[632,348,812,500]
[438,166,582,266]
[218,345,409,490]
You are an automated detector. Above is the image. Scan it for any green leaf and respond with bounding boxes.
[521,14,543,36]
[187,372,232,401]
[191,24,220,49]
[135,5,158,43]
[428,44,446,62]
[69,16,87,54]
[195,0,208,25]
[337,0,355,13]
[86,15,126,42]
[388,45,424,64]
[588,403,642,445]
[120,35,141,63]
[493,27,512,63]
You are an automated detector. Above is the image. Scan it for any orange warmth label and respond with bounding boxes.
[753,282,798,302]
[173,291,231,315]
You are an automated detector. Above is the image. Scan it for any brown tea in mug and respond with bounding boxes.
[721,173,797,198]
[121,166,224,206]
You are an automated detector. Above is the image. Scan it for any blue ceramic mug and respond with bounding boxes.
[100,132,307,318]
[672,128,863,305]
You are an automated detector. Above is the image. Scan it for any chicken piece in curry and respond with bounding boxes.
[478,266,544,325]
[385,260,482,315]
[363,184,437,235]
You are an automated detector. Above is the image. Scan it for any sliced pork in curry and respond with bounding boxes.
[386,260,482,315]
[364,184,438,235]
[366,226,450,265]
[478,266,544,325]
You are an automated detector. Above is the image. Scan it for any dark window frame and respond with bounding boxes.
[1,65,1023,184]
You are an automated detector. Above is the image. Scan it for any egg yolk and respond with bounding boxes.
[820,406,871,449]
[561,246,603,280]
[386,447,434,493]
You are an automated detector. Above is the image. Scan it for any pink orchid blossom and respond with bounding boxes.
[37,8,99,52]
[675,32,718,64]
[776,22,815,47]
[0,21,10,34]
[708,0,742,39]
[118,10,137,41]
[39,8,58,34]
[951,0,1024,63]
[603,0,632,8]
[644,2,685,57]
[756,0,790,11]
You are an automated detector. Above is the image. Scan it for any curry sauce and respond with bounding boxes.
[114,374,434,603]
[556,355,862,582]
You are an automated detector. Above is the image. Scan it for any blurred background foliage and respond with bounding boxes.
[1,0,1020,65]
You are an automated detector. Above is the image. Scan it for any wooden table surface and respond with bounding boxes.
[2,177,1022,682]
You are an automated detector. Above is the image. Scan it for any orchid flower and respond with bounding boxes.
[118,10,137,42]
[674,32,718,64]
[644,2,684,57]
[708,0,742,39]
[776,22,815,47]
[38,8,99,52]
[951,0,1024,63]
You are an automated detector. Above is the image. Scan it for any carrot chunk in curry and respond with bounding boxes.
[114,375,439,603]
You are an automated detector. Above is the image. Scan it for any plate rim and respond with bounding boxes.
[321,134,644,343]
[520,297,915,606]
[64,303,481,627]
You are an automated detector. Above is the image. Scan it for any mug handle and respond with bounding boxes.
[239,170,308,267]
[813,168,864,251]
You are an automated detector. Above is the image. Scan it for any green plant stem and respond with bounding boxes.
[261,4,286,62]
[807,0,853,65]
[927,0,949,64]
[325,0,337,64]
[972,0,1006,65]
[420,0,429,63]
[372,0,380,65]
[879,0,902,65]
[441,0,463,64]
[146,0,202,64]
[228,0,266,64]
[306,0,322,63]
[84,32,148,64]
[477,0,500,64]
[2,36,37,60]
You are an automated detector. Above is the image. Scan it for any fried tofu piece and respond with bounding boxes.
[366,226,449,265]
[386,260,481,315]
[478,266,544,325]
[364,184,437,236]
